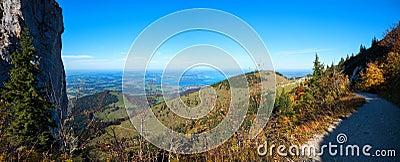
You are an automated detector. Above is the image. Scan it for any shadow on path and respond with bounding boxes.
[318,92,400,161]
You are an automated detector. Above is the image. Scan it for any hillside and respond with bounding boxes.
[69,71,289,158]
[342,22,400,105]
[65,54,368,161]
[72,71,288,127]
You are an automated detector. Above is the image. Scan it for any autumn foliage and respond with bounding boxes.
[357,62,385,92]
[351,22,400,105]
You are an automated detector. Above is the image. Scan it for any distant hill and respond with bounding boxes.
[72,91,120,116]
[73,71,288,119]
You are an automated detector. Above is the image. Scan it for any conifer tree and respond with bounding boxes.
[338,57,345,69]
[359,44,366,53]
[273,89,292,115]
[312,53,324,79]
[0,28,55,151]
[371,37,378,47]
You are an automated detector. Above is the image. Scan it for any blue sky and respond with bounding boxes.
[58,0,400,70]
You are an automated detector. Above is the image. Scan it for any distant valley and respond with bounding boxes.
[65,69,311,98]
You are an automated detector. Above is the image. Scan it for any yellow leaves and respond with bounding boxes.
[357,62,385,91]
[340,84,346,90]
[0,153,6,162]
[382,52,400,79]
[356,52,399,93]
[285,129,293,138]
[289,95,295,102]
[277,116,290,124]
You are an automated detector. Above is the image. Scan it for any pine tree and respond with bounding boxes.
[312,53,324,78]
[338,57,345,69]
[273,89,292,115]
[0,28,55,151]
[371,37,378,47]
[359,44,366,53]
[308,53,326,104]
[0,99,11,154]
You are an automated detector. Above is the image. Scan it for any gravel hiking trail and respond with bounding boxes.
[307,92,400,161]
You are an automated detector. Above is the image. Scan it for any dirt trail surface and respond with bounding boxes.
[308,92,400,161]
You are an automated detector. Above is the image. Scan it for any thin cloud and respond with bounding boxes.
[64,58,125,70]
[62,55,94,59]
[276,48,333,55]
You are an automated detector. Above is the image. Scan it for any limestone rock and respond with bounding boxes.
[0,0,67,133]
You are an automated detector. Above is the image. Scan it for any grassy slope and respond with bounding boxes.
[75,71,290,146]
[73,70,367,161]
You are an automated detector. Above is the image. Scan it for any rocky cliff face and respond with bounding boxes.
[0,0,67,130]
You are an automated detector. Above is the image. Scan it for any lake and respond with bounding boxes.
[65,69,312,97]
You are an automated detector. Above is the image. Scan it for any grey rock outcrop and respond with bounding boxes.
[0,0,67,132]
[350,66,363,83]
